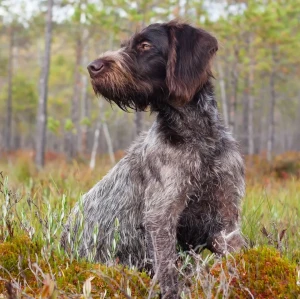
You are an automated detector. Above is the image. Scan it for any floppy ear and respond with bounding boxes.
[165,22,218,105]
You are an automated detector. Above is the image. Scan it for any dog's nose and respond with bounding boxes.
[87,59,104,78]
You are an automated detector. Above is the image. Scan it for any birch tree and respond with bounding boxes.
[35,0,53,168]
[4,25,14,151]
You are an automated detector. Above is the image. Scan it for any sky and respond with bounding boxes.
[0,0,244,24]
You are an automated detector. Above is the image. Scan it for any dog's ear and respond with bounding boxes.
[165,22,218,105]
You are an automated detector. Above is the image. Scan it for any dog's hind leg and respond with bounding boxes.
[206,186,246,255]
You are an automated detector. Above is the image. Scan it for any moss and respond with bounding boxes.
[0,235,40,272]
[1,237,298,298]
[0,236,157,298]
[206,247,300,298]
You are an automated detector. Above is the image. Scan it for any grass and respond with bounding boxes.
[0,151,300,298]
[242,179,300,259]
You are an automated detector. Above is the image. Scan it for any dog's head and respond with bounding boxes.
[88,21,218,111]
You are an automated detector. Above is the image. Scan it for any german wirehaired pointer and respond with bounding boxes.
[61,21,245,298]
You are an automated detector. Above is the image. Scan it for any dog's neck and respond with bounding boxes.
[156,81,224,145]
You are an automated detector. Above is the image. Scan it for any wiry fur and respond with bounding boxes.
[61,21,245,299]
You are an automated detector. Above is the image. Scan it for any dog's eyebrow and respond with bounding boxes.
[132,31,153,43]
[136,28,167,45]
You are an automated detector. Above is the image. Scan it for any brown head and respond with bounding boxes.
[88,21,218,111]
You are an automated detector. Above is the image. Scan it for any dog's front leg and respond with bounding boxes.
[144,195,185,299]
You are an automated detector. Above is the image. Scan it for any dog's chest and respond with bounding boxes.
[140,125,205,185]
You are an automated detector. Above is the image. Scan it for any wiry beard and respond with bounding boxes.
[90,51,153,111]
[91,79,152,111]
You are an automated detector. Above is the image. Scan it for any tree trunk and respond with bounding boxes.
[258,88,267,154]
[296,92,300,151]
[230,70,238,135]
[267,69,276,162]
[242,77,249,154]
[183,0,189,16]
[248,37,255,156]
[69,35,82,159]
[89,100,116,169]
[89,121,101,170]
[102,122,116,165]
[4,27,14,151]
[98,100,115,165]
[35,0,53,168]
[217,59,229,128]
[230,47,239,136]
[80,28,89,156]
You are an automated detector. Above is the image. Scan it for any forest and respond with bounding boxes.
[0,0,300,298]
[0,0,299,164]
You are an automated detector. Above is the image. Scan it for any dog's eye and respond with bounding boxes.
[139,42,152,50]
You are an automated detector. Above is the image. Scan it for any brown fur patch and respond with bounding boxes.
[165,21,218,106]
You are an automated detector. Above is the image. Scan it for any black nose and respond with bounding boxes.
[87,59,104,78]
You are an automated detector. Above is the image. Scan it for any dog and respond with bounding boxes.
[61,20,245,298]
